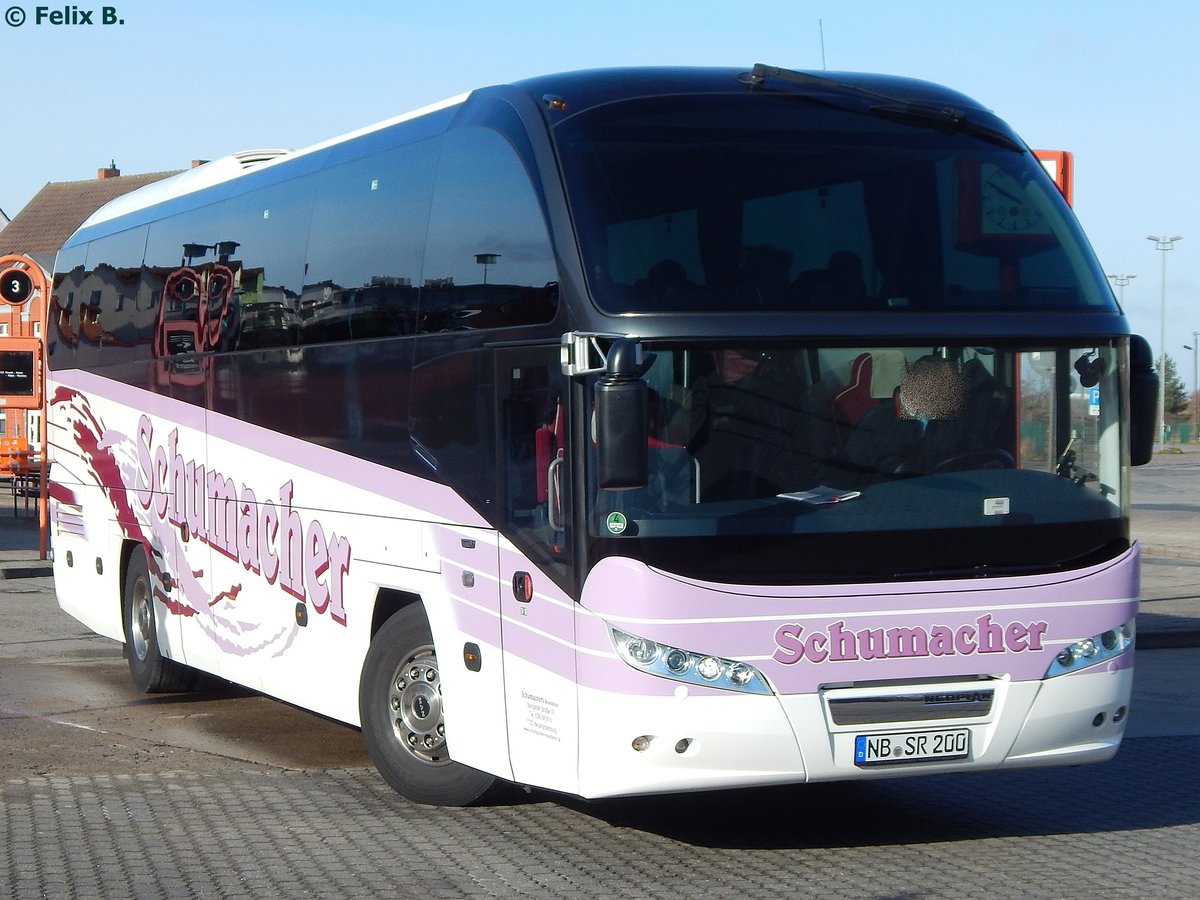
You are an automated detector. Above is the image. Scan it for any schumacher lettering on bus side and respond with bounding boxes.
[135,414,352,625]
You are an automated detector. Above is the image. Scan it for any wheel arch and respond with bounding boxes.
[369,587,424,641]
[117,538,147,625]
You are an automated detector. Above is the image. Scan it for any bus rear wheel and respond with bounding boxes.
[359,604,498,806]
[123,548,201,693]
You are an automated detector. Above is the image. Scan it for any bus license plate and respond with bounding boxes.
[854,728,970,766]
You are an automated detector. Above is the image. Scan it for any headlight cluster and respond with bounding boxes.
[1044,619,1135,679]
[610,627,772,694]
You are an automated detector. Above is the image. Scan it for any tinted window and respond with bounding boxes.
[302,140,438,343]
[41,227,150,371]
[555,94,1116,315]
[421,127,558,332]
[47,245,87,364]
[224,178,316,351]
[46,243,102,367]
[143,201,235,357]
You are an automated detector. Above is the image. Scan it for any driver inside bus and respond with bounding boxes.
[843,355,972,478]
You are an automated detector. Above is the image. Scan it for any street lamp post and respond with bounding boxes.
[1187,334,1200,444]
[1148,235,1183,451]
[474,253,500,285]
[1106,272,1136,304]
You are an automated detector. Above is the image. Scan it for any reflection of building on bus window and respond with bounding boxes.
[153,264,241,357]
[78,296,133,347]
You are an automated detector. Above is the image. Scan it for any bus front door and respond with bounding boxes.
[495,347,580,795]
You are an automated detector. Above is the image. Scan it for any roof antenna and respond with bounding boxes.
[819,19,827,70]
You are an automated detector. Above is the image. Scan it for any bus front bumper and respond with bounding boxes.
[575,664,1133,799]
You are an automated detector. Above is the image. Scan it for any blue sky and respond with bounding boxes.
[2,0,1197,388]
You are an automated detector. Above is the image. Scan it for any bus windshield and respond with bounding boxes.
[587,342,1128,584]
[555,93,1116,315]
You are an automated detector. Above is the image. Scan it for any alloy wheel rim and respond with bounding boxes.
[388,645,448,765]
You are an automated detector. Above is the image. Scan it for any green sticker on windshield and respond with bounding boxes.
[606,512,628,535]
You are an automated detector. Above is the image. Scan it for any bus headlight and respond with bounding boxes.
[625,636,659,665]
[664,648,691,674]
[1044,619,1135,679]
[610,627,772,695]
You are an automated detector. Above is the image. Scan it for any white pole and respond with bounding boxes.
[1147,235,1182,451]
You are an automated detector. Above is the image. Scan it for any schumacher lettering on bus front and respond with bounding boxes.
[772,615,1048,665]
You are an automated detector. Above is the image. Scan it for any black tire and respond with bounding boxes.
[123,548,202,693]
[359,604,498,806]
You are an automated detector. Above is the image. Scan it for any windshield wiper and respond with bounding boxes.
[740,63,1023,152]
[868,103,1023,151]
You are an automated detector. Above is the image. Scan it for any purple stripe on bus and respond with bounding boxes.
[447,592,502,644]
[586,550,1138,614]
[498,614,577,681]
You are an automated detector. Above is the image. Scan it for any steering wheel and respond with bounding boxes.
[931,448,1016,474]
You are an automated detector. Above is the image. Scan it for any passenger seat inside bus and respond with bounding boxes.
[685,349,825,500]
[833,350,907,431]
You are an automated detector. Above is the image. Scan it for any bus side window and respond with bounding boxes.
[221,179,314,352]
[68,226,148,366]
[302,140,438,344]
[421,127,558,333]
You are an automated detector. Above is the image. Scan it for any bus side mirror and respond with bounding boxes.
[595,339,649,490]
[1129,334,1158,466]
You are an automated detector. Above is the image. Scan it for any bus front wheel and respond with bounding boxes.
[359,604,498,806]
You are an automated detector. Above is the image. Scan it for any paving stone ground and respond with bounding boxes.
[2,733,1198,899]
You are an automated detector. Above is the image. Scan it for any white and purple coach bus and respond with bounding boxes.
[47,65,1159,805]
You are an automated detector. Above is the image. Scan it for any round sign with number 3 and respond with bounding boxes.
[0,268,33,305]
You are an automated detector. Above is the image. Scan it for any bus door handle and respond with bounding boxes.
[546,453,563,531]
